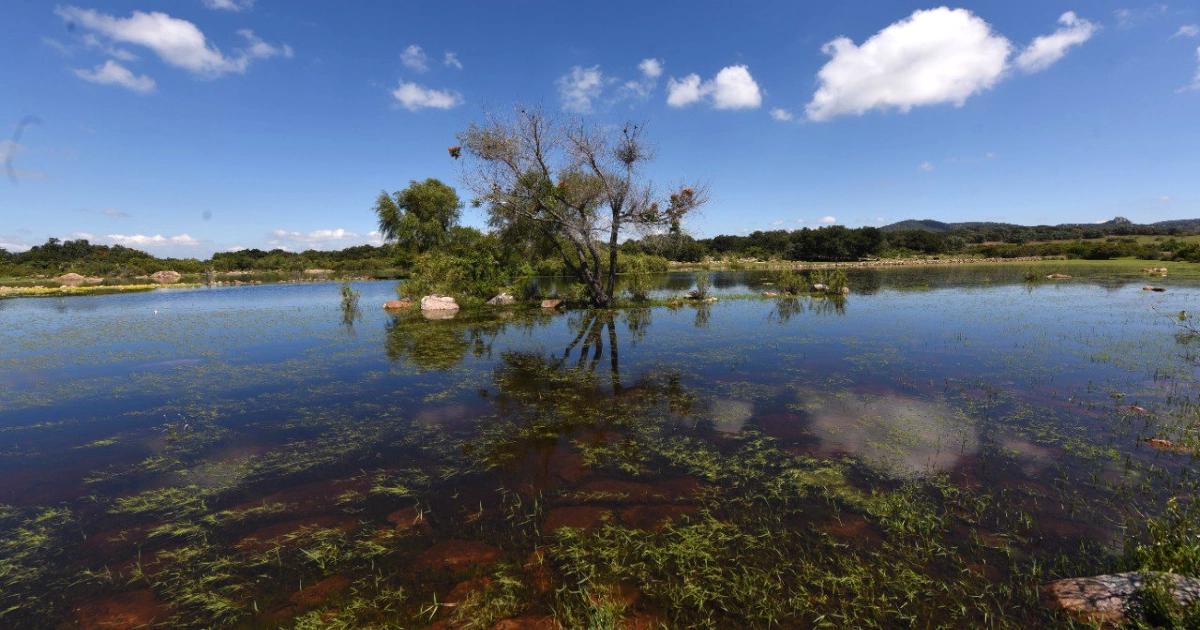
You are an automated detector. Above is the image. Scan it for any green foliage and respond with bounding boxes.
[374,178,463,256]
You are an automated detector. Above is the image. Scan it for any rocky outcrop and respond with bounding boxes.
[383,299,412,311]
[150,270,182,283]
[1046,572,1200,624]
[421,295,460,311]
[487,292,516,306]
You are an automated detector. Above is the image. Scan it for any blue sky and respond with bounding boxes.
[2,1,1198,257]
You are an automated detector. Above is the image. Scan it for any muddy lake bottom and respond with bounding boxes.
[1,263,1198,629]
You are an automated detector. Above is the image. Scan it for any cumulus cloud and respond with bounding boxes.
[557,65,605,113]
[770,108,794,122]
[444,52,462,69]
[55,6,291,79]
[638,58,663,79]
[1015,12,1098,73]
[771,220,784,226]
[401,45,429,72]
[666,65,762,109]
[391,81,463,111]
[107,233,200,248]
[818,216,838,224]
[1173,24,1200,38]
[919,161,935,172]
[806,8,1011,121]
[202,0,254,10]
[0,240,32,253]
[269,228,382,250]
[74,59,156,93]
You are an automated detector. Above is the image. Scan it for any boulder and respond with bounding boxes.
[812,283,828,292]
[1046,273,1072,279]
[487,292,516,306]
[1046,572,1200,624]
[383,299,412,311]
[421,295,460,311]
[150,270,182,283]
[541,299,564,309]
[55,272,87,284]
[1142,286,1167,292]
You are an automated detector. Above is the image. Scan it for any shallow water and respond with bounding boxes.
[1,264,1197,628]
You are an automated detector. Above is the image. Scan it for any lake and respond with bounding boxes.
[1,263,1197,628]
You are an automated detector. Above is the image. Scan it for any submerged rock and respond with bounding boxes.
[1046,571,1200,624]
[421,295,460,311]
[1143,286,1167,292]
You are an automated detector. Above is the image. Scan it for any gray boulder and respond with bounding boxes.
[487,292,516,306]
[1046,572,1200,624]
[421,295,460,311]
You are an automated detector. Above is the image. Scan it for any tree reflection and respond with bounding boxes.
[384,311,548,370]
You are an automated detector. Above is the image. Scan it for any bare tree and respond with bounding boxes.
[458,106,704,307]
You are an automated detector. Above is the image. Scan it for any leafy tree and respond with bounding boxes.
[458,107,705,307]
[374,178,462,255]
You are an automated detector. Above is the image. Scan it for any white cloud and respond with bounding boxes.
[666,74,704,107]
[0,240,32,253]
[1173,25,1200,38]
[269,228,381,250]
[107,233,200,248]
[1016,12,1098,73]
[639,58,663,79]
[56,6,291,78]
[919,161,935,172]
[818,216,838,224]
[666,65,762,109]
[1160,195,1173,201]
[557,65,605,113]
[74,60,156,93]
[391,81,463,111]
[82,33,137,61]
[102,208,131,218]
[237,29,292,61]
[770,108,794,122]
[806,8,1011,121]
[401,45,429,72]
[710,65,762,109]
[202,0,254,11]
[444,52,462,70]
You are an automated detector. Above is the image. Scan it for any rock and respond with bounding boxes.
[1142,286,1166,292]
[541,299,564,309]
[303,268,335,275]
[421,295,460,311]
[71,589,175,630]
[383,299,413,311]
[487,292,516,306]
[489,617,562,630]
[812,283,828,292]
[386,506,431,534]
[543,506,611,534]
[1046,572,1200,624]
[55,272,87,284]
[150,270,182,283]
[1046,273,1072,279]
[414,539,501,571]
